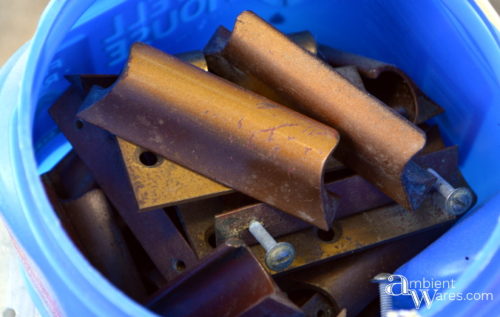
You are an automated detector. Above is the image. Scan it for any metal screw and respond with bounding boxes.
[372,273,393,317]
[427,168,474,215]
[249,220,296,271]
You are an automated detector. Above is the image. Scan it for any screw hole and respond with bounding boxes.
[173,259,186,272]
[75,119,84,129]
[139,151,160,167]
[316,228,337,242]
[205,226,217,249]
[465,256,469,261]
[316,223,341,242]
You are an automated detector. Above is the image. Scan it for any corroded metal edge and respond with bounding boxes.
[147,240,303,317]
[217,11,433,211]
[318,44,444,124]
[78,43,340,230]
[214,145,462,246]
[49,87,198,281]
[176,146,468,272]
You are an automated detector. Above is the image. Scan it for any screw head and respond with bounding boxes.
[445,187,474,215]
[265,242,295,271]
[372,273,391,283]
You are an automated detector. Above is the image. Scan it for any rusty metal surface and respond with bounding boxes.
[204,27,318,111]
[120,123,444,217]
[42,159,146,299]
[333,65,365,90]
[115,49,232,211]
[66,74,118,96]
[117,137,232,211]
[70,77,233,212]
[71,41,339,213]
[318,44,444,124]
[254,197,455,273]
[177,146,466,271]
[147,239,304,317]
[204,26,287,105]
[214,172,391,245]
[288,31,317,55]
[300,293,337,317]
[41,173,88,253]
[61,188,147,300]
[175,50,208,71]
[420,124,447,155]
[212,11,434,212]
[180,196,455,274]
[177,192,257,258]
[214,202,313,246]
[78,43,341,230]
[49,87,198,282]
[278,226,449,317]
[41,150,96,200]
[213,145,457,246]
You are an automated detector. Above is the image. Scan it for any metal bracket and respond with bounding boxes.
[49,87,198,282]
[318,45,444,124]
[147,239,304,317]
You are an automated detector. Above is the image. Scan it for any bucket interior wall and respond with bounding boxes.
[4,0,499,316]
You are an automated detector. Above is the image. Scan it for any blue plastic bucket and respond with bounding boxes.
[0,0,498,316]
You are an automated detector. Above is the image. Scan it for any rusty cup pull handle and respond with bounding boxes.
[78,43,341,230]
[210,10,435,211]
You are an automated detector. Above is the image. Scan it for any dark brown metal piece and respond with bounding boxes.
[318,45,444,124]
[288,31,318,55]
[204,27,318,108]
[215,203,312,246]
[333,65,365,90]
[94,48,351,214]
[177,146,466,271]
[300,293,337,317]
[278,226,449,317]
[117,137,232,211]
[49,87,198,282]
[66,74,118,96]
[204,26,287,105]
[175,50,208,71]
[214,173,391,245]
[78,43,341,230]
[69,72,233,213]
[41,150,96,200]
[208,11,435,212]
[214,145,458,246]
[116,50,232,211]
[41,172,88,253]
[147,239,304,317]
[61,189,147,300]
[420,124,447,155]
[42,162,146,299]
[253,198,454,273]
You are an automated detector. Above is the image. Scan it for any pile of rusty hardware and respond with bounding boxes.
[43,11,475,317]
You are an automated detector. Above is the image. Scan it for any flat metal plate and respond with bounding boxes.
[147,239,303,317]
[178,146,468,272]
[49,87,198,282]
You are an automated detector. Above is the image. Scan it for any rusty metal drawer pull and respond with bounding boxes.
[208,11,436,212]
[78,43,341,230]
